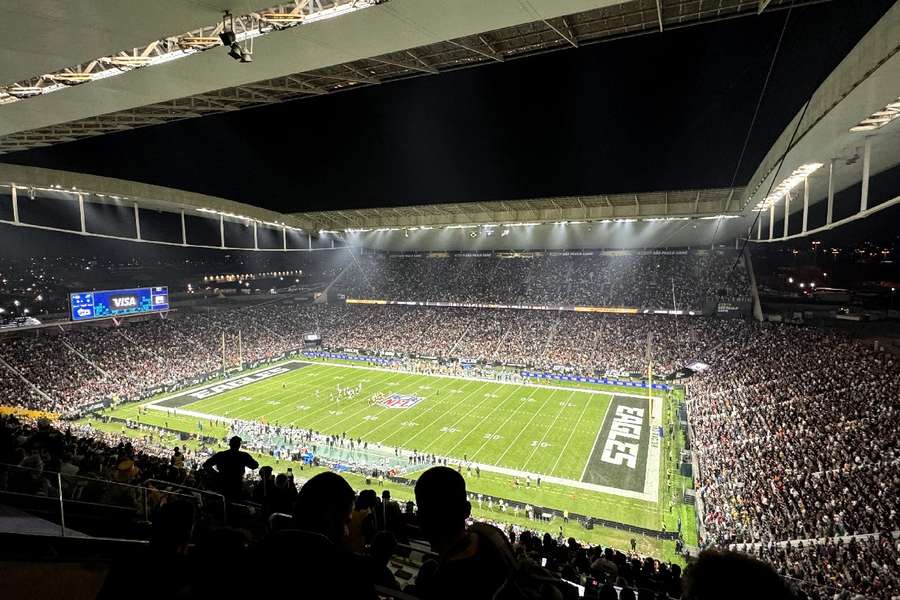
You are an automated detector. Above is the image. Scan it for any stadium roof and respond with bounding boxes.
[1,0,817,153]
[295,188,744,229]
[741,1,900,242]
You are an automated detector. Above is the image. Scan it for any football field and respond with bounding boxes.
[146,360,661,500]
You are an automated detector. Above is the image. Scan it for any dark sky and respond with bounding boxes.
[3,0,894,213]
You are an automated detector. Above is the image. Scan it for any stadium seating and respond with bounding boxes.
[1,248,898,599]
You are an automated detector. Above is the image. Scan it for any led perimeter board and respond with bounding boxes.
[69,287,169,321]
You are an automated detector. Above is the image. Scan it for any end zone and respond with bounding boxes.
[580,394,660,502]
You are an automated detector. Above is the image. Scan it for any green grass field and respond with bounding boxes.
[93,359,696,561]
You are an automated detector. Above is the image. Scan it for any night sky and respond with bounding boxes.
[3,0,894,213]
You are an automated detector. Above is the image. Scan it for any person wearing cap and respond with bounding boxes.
[202,436,259,500]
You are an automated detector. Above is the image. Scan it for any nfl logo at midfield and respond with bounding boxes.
[378,393,423,409]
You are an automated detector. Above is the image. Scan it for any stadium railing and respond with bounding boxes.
[0,462,222,539]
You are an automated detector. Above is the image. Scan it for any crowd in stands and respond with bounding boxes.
[0,301,746,415]
[334,250,750,309]
[4,413,808,600]
[5,246,900,599]
[686,325,900,599]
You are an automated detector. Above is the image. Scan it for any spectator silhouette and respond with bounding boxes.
[683,550,794,600]
[98,500,195,600]
[254,472,375,598]
[202,436,258,500]
[414,466,507,600]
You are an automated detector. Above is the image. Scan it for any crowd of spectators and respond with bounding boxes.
[3,413,807,600]
[3,246,900,599]
[686,324,900,599]
[334,249,750,310]
[0,301,748,415]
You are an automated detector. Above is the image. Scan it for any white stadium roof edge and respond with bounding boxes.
[2,0,828,148]
[0,0,898,250]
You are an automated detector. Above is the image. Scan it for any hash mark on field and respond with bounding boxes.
[403,382,495,450]
[443,382,522,456]
[493,390,559,465]
[549,392,595,476]
[470,385,544,462]
[519,390,577,471]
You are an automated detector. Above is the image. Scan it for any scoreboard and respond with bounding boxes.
[69,287,169,322]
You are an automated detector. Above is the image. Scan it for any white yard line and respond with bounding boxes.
[579,394,615,481]
[424,381,523,454]
[519,389,578,472]
[493,390,559,465]
[467,384,544,461]
[442,383,524,457]
[395,381,493,448]
[361,379,481,439]
[548,391,594,475]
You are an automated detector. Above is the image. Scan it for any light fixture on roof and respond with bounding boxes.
[850,97,900,132]
[753,162,823,211]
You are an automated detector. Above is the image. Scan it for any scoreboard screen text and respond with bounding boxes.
[70,287,169,321]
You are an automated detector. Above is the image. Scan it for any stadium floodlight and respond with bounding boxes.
[753,162,823,211]
[228,43,244,61]
[850,97,900,132]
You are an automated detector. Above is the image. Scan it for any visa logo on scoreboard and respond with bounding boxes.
[70,287,169,322]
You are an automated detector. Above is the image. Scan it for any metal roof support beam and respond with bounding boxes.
[769,203,775,240]
[758,0,773,14]
[344,64,382,84]
[448,39,503,63]
[655,0,664,32]
[694,191,700,214]
[783,191,791,238]
[802,177,809,233]
[478,34,500,55]
[311,71,377,85]
[285,76,328,95]
[826,159,835,225]
[371,54,438,75]
[860,136,872,212]
[543,18,578,48]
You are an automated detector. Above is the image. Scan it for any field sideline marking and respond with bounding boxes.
[305,359,654,399]
[147,397,656,500]
[140,360,660,502]
[579,394,615,481]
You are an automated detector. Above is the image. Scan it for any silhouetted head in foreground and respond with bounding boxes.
[228,436,242,451]
[293,471,355,545]
[414,466,471,554]
[684,550,794,600]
